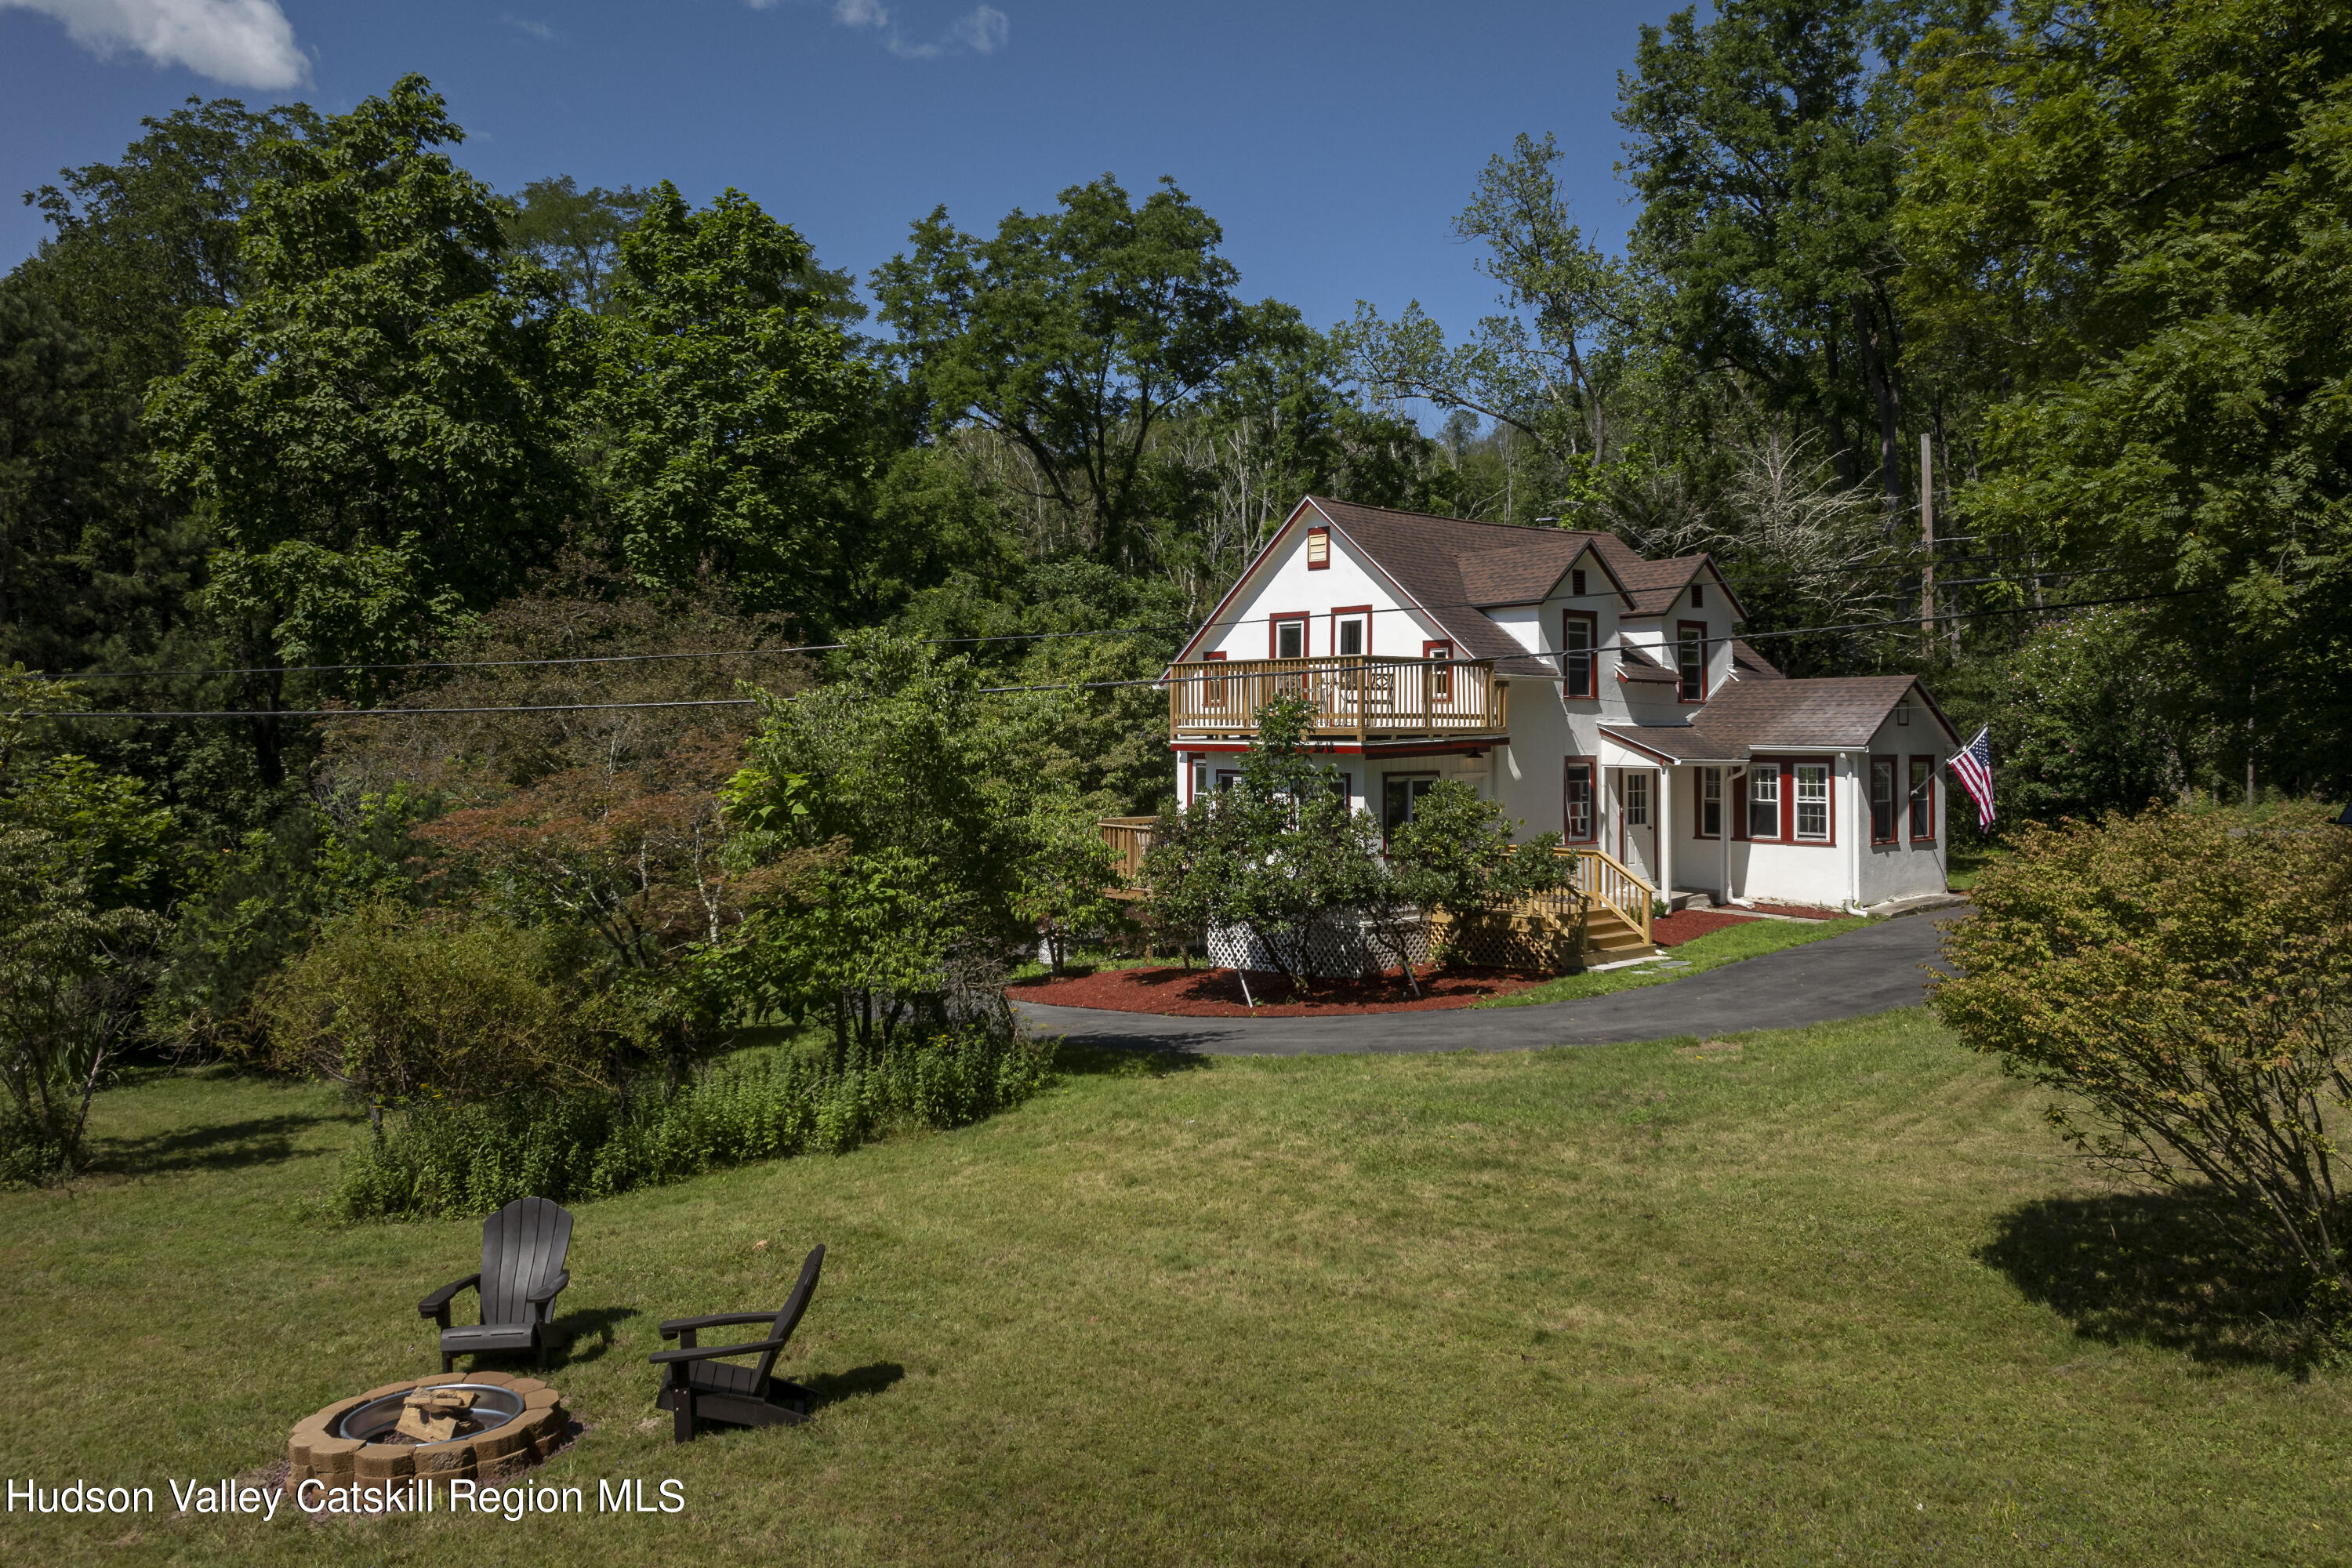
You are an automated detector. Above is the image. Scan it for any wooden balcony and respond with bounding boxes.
[1167,655,1508,742]
[1098,815,1156,898]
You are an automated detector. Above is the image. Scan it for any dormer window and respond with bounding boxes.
[1571,568,1587,597]
[1691,583,1704,608]
[1306,528,1330,569]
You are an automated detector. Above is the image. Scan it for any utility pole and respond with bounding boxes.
[1920,431,1935,641]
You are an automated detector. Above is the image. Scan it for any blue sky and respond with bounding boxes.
[2,0,1686,340]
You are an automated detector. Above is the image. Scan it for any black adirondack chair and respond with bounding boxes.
[417,1196,574,1372]
[650,1243,824,1443]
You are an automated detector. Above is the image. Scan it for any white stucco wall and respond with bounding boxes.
[1853,708,1951,904]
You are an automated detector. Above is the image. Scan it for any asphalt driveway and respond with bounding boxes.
[1011,908,1962,1056]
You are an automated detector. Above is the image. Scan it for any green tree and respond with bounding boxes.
[1345,132,1647,481]
[726,634,1034,1062]
[1385,779,1571,964]
[1142,695,1392,996]
[147,74,582,786]
[505,175,652,315]
[1618,0,1916,510]
[588,183,879,619]
[1899,0,2352,793]
[872,174,1255,568]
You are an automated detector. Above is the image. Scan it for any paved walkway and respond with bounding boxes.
[1012,909,1961,1056]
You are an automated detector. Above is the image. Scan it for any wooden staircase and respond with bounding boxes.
[1582,902,1660,962]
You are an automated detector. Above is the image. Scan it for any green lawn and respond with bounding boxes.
[4,1011,2345,1566]
[1477,913,1876,1006]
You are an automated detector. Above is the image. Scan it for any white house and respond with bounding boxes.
[1162,496,1958,935]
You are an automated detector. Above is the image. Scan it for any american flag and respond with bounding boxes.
[1950,725,1996,828]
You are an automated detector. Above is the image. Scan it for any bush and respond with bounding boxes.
[253,903,612,1119]
[331,1018,1057,1221]
[1931,804,2352,1308]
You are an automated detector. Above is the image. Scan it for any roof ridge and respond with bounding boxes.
[1308,495,1610,543]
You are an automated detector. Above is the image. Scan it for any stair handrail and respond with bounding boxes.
[1552,844,1656,945]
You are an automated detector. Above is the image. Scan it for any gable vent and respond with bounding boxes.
[1306,527,1330,569]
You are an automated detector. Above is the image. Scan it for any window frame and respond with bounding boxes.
[1790,757,1835,845]
[1198,648,1228,708]
[1562,757,1597,844]
[1675,619,1708,702]
[1381,771,1441,848]
[1908,755,1937,843]
[1269,612,1310,661]
[1560,610,1599,699]
[1869,754,1899,845]
[1744,765,1781,841]
[1695,765,1722,840]
[1422,639,1454,700]
[1305,526,1330,570]
[1330,604,1372,659]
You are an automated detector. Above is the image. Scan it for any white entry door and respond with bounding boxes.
[1614,768,1658,884]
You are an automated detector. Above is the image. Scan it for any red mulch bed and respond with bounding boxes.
[1008,964,1548,1016]
[1650,908,1762,946]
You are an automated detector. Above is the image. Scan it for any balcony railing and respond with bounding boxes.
[1098,815,1156,897]
[1167,655,1508,741]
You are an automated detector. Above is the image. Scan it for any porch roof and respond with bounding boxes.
[1600,674,1957,763]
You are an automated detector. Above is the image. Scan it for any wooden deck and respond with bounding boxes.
[1167,655,1508,742]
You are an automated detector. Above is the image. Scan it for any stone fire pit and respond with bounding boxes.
[289,1373,570,1489]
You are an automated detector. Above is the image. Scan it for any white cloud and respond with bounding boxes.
[501,14,556,42]
[0,0,307,89]
[815,0,1004,59]
[950,5,1006,53]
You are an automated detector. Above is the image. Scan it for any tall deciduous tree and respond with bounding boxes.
[1899,0,2352,792]
[872,174,1254,568]
[589,183,879,621]
[1618,0,1915,512]
[147,75,582,786]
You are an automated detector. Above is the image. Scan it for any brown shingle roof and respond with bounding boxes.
[1600,675,1955,760]
[1729,639,1784,680]
[1613,641,1681,685]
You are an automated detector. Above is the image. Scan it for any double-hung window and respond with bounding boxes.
[1563,759,1595,842]
[1697,766,1722,838]
[1794,763,1831,842]
[1272,614,1307,660]
[1560,612,1597,699]
[1676,620,1708,701]
[1746,768,1780,840]
[1908,757,1936,841]
[1870,756,1898,844]
[1382,774,1438,847]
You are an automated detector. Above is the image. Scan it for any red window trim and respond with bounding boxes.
[1422,639,1454,699]
[1690,583,1704,609]
[1269,611,1310,659]
[1561,610,1599,699]
[1676,619,1709,703]
[1693,764,1721,840]
[1562,756,1598,844]
[1330,604,1374,658]
[1869,753,1900,845]
[1908,753,1938,843]
[1305,525,1331,569]
[1786,756,1837,847]
[1741,765,1783,841]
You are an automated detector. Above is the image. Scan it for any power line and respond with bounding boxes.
[33,626,1172,683]
[31,589,2195,719]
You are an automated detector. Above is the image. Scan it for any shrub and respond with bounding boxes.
[1931,804,2352,1308]
[331,1018,1057,1221]
[253,903,612,1123]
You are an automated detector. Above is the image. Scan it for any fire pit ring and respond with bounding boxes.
[290,1374,571,1490]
